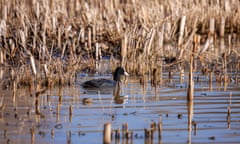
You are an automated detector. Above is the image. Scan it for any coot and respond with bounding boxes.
[82,67,129,89]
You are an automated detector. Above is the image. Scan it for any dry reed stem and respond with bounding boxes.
[187,43,194,101]
[30,128,35,144]
[103,123,111,144]
[158,116,162,140]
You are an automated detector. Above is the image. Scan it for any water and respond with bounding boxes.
[0,73,239,144]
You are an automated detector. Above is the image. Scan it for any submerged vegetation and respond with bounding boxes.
[0,0,239,90]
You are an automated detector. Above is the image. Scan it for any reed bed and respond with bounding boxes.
[0,0,239,90]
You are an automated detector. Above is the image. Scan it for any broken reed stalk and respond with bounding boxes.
[223,46,228,91]
[80,26,85,44]
[144,128,152,140]
[227,106,231,128]
[69,105,73,115]
[159,59,163,85]
[30,53,39,115]
[0,96,4,117]
[56,103,60,122]
[115,128,120,140]
[151,68,158,87]
[67,131,71,144]
[178,16,187,59]
[35,97,40,115]
[127,131,133,140]
[103,123,112,144]
[10,69,16,106]
[209,18,215,36]
[122,123,128,139]
[188,100,193,131]
[88,26,92,58]
[193,35,200,71]
[95,42,99,71]
[2,5,7,20]
[187,64,193,101]
[51,129,54,139]
[193,121,197,135]
[144,121,157,142]
[32,23,37,52]
[13,80,16,105]
[209,18,216,55]
[30,128,35,144]
[168,69,172,83]
[187,100,194,143]
[69,105,73,122]
[114,123,133,142]
[0,67,3,83]
[209,71,213,91]
[187,42,194,101]
[145,28,156,77]
[4,129,7,139]
[58,27,62,48]
[152,68,159,97]
[30,55,37,76]
[178,16,186,46]
[0,48,3,61]
[150,121,156,139]
[179,67,184,84]
[158,117,162,140]
[227,106,231,117]
[146,28,156,56]
[121,34,127,67]
[92,24,96,44]
[220,17,225,38]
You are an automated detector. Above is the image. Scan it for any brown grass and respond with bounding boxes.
[0,0,239,89]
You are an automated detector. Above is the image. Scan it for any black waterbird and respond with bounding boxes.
[82,66,129,104]
[82,66,129,89]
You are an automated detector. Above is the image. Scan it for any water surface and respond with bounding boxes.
[0,73,239,144]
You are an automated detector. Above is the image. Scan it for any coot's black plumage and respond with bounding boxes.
[82,67,128,89]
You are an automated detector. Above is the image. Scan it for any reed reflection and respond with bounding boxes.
[187,100,194,144]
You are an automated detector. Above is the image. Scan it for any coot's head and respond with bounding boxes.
[113,67,129,82]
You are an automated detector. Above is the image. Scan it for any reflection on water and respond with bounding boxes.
[0,74,240,144]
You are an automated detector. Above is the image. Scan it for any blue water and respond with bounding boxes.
[0,74,239,144]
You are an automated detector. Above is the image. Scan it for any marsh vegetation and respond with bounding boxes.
[0,0,240,143]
